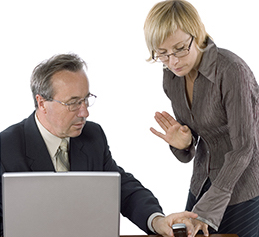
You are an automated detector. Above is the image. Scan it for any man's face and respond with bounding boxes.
[38,69,90,138]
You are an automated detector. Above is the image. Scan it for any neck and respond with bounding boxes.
[186,70,198,83]
[35,110,53,136]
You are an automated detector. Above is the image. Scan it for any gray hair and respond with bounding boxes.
[30,53,87,108]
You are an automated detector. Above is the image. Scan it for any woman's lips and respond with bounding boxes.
[174,66,184,73]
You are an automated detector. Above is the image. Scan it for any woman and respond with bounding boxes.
[144,0,259,236]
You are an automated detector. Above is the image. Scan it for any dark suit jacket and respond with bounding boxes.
[0,112,163,235]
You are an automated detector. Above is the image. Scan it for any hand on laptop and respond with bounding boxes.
[151,211,198,237]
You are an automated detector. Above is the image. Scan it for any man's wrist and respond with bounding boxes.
[148,212,165,233]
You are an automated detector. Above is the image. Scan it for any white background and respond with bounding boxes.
[1,0,258,235]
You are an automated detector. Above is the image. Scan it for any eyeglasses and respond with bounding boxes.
[152,36,194,63]
[51,93,97,112]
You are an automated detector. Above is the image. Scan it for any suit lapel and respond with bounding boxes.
[24,112,91,172]
[70,136,90,171]
[24,112,55,171]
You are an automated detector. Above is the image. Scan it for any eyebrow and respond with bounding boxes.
[68,96,80,100]
[157,37,191,52]
[65,93,90,103]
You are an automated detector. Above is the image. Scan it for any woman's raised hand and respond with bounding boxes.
[150,111,192,150]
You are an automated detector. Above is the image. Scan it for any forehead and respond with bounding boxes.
[158,28,190,49]
[51,69,89,99]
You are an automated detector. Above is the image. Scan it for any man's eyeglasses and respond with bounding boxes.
[152,36,194,63]
[51,93,97,112]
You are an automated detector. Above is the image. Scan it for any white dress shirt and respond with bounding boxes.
[35,114,69,171]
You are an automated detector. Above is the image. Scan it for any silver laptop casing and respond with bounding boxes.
[2,172,120,237]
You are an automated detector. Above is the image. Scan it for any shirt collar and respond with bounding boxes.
[35,113,69,158]
[198,37,218,83]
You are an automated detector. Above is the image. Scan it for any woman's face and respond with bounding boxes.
[156,28,202,77]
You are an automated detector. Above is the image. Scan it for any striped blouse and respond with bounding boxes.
[163,38,259,230]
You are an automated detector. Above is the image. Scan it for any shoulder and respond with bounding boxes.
[1,113,35,138]
[1,113,39,153]
[217,48,248,70]
[1,117,29,167]
[217,48,256,86]
[1,118,27,141]
[201,39,255,85]
[204,38,247,69]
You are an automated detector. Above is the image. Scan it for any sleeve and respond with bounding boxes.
[169,131,197,163]
[192,62,259,230]
[97,124,164,234]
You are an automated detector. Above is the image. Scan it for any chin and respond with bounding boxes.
[172,68,190,78]
[69,129,83,138]
[173,71,186,77]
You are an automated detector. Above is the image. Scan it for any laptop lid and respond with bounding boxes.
[2,172,120,237]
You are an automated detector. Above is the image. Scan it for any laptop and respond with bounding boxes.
[2,172,121,237]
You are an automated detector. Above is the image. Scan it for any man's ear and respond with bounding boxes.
[36,94,47,113]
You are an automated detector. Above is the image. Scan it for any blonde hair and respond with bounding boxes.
[144,0,211,61]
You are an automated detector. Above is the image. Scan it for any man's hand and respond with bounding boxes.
[152,211,198,237]
[150,111,192,150]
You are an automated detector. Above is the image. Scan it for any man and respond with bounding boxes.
[0,53,197,237]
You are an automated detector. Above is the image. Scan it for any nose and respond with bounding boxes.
[77,101,89,118]
[167,54,179,67]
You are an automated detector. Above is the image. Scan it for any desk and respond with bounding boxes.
[121,235,238,237]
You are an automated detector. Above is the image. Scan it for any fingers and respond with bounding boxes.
[154,112,188,134]
[151,112,192,149]
[181,220,195,237]
[191,219,209,237]
[202,225,209,236]
[193,225,208,237]
[155,111,179,127]
[150,127,166,140]
[163,225,174,237]
[165,212,198,237]
[193,226,200,237]
[152,216,174,237]
[161,111,178,125]
[177,211,198,219]
[154,112,171,132]
[178,214,197,237]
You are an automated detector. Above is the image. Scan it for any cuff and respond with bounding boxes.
[192,185,232,231]
[196,215,218,231]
